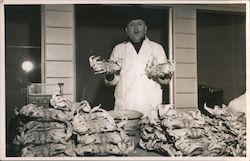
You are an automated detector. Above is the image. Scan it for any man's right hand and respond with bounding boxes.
[105,60,122,74]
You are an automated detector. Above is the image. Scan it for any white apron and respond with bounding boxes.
[108,37,167,117]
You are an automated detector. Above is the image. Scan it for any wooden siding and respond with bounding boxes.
[173,6,198,111]
[46,44,74,60]
[43,4,75,101]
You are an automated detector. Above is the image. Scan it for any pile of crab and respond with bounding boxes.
[139,104,246,157]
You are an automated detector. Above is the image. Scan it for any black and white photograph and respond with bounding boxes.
[0,0,249,160]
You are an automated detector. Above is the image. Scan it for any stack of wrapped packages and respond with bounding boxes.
[13,92,77,157]
[139,104,246,157]
[72,101,135,156]
[13,91,135,157]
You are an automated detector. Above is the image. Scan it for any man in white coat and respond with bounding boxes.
[90,16,174,117]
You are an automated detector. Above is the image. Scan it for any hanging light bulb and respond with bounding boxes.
[21,61,34,72]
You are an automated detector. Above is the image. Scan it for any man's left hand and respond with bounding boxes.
[145,62,174,82]
[145,64,159,78]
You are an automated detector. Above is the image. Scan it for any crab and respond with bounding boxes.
[89,55,122,74]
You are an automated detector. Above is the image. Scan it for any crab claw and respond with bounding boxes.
[89,55,101,68]
[94,70,106,74]
[89,55,95,67]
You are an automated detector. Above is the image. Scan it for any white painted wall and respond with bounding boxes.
[173,6,198,111]
[42,4,75,101]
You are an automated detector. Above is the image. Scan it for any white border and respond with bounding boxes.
[0,0,249,5]
[0,0,5,160]
[246,0,250,160]
[0,0,249,161]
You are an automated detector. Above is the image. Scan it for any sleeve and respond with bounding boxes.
[153,44,168,65]
[109,45,123,63]
[103,45,123,86]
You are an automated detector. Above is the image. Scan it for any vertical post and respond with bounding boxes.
[0,1,5,157]
[168,8,174,105]
[26,82,32,104]
[41,5,45,84]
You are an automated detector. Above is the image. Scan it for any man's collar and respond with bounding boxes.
[127,36,146,43]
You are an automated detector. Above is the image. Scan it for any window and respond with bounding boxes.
[5,5,41,156]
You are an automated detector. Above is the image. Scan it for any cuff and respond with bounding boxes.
[104,74,120,86]
[105,74,115,81]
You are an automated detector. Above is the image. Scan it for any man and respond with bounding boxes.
[89,15,174,117]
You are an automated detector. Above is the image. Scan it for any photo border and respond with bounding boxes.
[0,0,249,161]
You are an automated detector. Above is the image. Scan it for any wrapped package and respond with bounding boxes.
[12,94,77,157]
[13,121,72,146]
[15,104,74,122]
[72,101,117,134]
[77,130,128,145]
[139,104,246,157]
[72,100,135,156]
[20,141,76,157]
[75,141,134,156]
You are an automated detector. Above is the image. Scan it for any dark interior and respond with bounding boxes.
[5,5,41,156]
[197,10,246,109]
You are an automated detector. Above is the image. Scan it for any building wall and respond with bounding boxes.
[43,4,75,101]
[173,6,198,111]
[42,5,197,109]
[42,4,246,110]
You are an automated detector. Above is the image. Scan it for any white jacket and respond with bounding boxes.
[105,37,167,117]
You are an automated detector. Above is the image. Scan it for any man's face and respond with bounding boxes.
[125,19,147,42]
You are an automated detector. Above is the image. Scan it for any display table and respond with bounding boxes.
[128,147,163,157]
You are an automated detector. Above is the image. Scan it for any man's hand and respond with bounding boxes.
[157,61,175,76]
[105,60,122,74]
[145,60,175,84]
[145,64,159,79]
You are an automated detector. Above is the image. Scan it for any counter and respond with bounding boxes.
[129,148,162,157]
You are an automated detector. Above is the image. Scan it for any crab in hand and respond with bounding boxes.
[89,55,122,74]
[145,59,175,79]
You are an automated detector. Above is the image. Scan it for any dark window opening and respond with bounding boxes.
[197,10,246,113]
[5,5,41,156]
